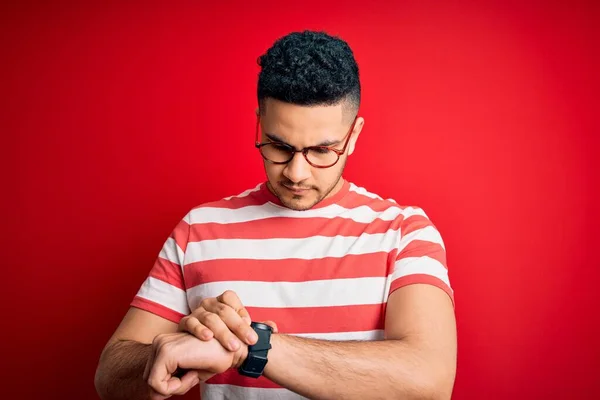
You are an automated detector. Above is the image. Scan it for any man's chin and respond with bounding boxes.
[279,193,320,211]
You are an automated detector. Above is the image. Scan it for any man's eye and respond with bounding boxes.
[311,147,331,154]
[272,143,292,152]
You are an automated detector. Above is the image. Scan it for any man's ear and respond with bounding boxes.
[348,117,365,156]
[255,107,260,116]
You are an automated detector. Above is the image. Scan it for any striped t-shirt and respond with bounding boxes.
[131,179,453,400]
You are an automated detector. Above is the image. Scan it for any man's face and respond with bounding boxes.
[258,98,363,211]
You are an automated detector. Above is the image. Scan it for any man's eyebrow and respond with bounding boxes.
[265,132,341,147]
[315,138,341,147]
[265,132,289,145]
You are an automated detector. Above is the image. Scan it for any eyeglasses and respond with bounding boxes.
[254,115,358,168]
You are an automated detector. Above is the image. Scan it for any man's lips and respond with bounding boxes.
[282,183,311,194]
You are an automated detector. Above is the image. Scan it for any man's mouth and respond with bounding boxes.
[282,183,311,194]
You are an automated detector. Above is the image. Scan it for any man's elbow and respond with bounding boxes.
[415,367,456,400]
[421,381,454,400]
[94,346,114,400]
[94,365,108,399]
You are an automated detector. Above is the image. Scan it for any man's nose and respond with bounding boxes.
[282,152,312,183]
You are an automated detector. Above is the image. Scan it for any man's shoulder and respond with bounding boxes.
[180,182,269,224]
[192,183,265,209]
[346,182,428,217]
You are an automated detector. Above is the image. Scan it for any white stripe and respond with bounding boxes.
[188,202,424,225]
[187,277,388,309]
[349,183,399,204]
[294,329,384,341]
[223,183,262,200]
[393,206,427,219]
[349,182,383,200]
[202,384,308,400]
[398,225,445,252]
[392,256,451,288]
[158,237,184,266]
[185,230,401,263]
[136,276,190,315]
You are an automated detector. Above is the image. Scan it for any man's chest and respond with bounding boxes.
[183,252,392,335]
[182,218,399,333]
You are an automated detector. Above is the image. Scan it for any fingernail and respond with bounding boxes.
[229,339,240,351]
[247,332,258,343]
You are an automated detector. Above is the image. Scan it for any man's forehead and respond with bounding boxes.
[260,101,348,144]
[261,98,346,124]
[261,117,347,147]
[264,130,342,148]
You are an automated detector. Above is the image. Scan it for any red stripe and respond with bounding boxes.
[149,258,185,290]
[340,190,401,212]
[206,303,385,388]
[343,190,431,217]
[401,215,435,236]
[130,297,185,324]
[207,369,282,388]
[245,304,385,335]
[187,208,433,241]
[188,185,418,216]
[170,219,190,253]
[184,253,390,286]
[191,190,267,211]
[389,274,454,306]
[188,216,402,241]
[396,240,447,268]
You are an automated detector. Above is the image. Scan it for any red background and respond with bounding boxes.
[2,1,598,399]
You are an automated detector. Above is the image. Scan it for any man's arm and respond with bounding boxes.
[178,284,456,399]
[263,284,456,400]
[95,339,154,400]
[94,307,182,400]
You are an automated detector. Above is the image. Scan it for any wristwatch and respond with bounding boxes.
[238,322,273,378]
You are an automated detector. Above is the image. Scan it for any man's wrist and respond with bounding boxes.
[236,326,277,378]
[233,331,276,369]
[262,333,280,376]
[232,342,249,369]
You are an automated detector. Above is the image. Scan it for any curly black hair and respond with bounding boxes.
[257,30,360,119]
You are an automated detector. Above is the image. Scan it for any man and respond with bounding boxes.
[95,30,456,400]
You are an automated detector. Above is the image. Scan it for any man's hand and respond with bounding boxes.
[179,290,278,352]
[142,332,240,399]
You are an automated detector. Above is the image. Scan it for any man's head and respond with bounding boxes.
[256,30,364,211]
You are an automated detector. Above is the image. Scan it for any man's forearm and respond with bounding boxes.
[264,334,453,400]
[94,340,152,400]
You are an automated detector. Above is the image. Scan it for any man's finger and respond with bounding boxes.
[216,290,244,311]
[213,304,258,346]
[200,310,248,351]
[213,291,252,325]
[169,370,200,395]
[197,370,217,382]
[181,316,213,341]
[149,390,170,400]
[147,346,181,396]
[238,308,252,325]
[260,320,279,333]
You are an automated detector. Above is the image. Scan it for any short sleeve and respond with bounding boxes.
[387,208,454,306]
[130,213,192,323]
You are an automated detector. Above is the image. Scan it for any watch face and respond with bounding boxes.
[251,322,272,331]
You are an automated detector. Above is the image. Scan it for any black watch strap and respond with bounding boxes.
[238,322,272,378]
